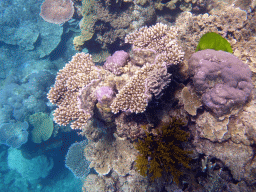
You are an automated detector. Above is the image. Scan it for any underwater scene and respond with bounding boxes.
[0,0,256,191]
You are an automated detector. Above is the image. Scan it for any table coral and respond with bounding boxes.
[40,0,74,24]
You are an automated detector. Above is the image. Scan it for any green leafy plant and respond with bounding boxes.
[134,118,192,184]
[196,32,233,53]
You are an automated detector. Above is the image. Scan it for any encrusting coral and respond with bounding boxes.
[134,118,192,184]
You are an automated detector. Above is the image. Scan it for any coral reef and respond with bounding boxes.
[103,50,129,76]
[40,0,74,24]
[188,49,253,117]
[154,0,207,12]
[135,118,192,184]
[65,140,90,178]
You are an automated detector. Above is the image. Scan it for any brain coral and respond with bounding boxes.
[29,112,53,143]
[188,49,253,116]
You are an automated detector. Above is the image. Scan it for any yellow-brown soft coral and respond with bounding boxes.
[134,118,192,184]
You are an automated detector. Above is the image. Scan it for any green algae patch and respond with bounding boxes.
[196,32,233,53]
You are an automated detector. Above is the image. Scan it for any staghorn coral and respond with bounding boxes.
[110,23,184,114]
[47,53,101,129]
[125,23,184,66]
[135,118,192,184]
[40,0,74,24]
[111,63,155,114]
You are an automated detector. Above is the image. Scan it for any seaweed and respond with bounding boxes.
[134,118,193,184]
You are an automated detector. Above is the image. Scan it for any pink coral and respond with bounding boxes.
[40,0,74,25]
[103,50,129,75]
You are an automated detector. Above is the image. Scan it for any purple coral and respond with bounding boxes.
[188,49,253,116]
[96,86,115,105]
[103,50,129,75]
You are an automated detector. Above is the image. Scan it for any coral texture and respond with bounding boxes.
[29,112,53,143]
[188,49,253,117]
[103,50,129,75]
[47,53,101,129]
[84,137,138,176]
[65,141,90,178]
[125,23,184,66]
[181,86,202,116]
[40,0,74,24]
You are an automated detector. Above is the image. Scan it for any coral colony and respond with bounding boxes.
[1,0,256,191]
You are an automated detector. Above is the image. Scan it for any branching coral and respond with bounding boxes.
[111,23,184,114]
[47,53,101,129]
[125,23,184,66]
[134,118,192,184]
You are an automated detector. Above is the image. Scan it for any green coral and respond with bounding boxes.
[29,112,53,144]
[196,32,233,53]
[135,118,192,184]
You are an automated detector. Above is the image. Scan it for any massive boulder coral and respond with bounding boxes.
[188,49,253,117]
